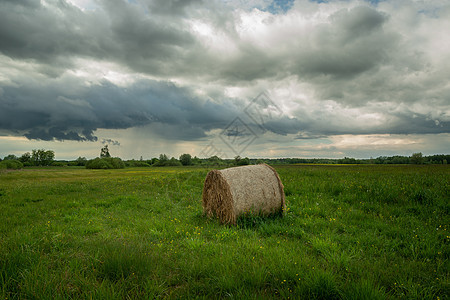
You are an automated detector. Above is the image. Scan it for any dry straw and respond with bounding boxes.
[202,164,285,224]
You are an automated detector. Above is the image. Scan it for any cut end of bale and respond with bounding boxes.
[202,170,235,224]
[202,164,285,225]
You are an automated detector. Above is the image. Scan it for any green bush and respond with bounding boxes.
[236,157,250,166]
[75,157,88,166]
[125,160,151,167]
[165,158,182,166]
[85,157,125,169]
[0,160,23,170]
[153,157,182,167]
[179,153,192,166]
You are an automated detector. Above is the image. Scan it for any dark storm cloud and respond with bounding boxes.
[0,0,197,76]
[0,78,246,141]
[387,111,450,135]
[0,0,276,82]
[0,1,397,82]
[294,109,449,137]
[24,127,95,141]
[0,1,96,65]
[292,6,392,78]
[262,117,304,135]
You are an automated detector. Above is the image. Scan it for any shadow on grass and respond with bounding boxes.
[192,211,285,231]
[236,212,284,230]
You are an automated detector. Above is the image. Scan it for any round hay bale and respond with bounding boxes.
[202,164,285,224]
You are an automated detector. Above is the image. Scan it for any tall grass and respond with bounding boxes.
[0,165,448,298]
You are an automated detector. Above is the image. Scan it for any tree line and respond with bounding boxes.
[260,153,448,165]
[84,147,253,169]
[0,149,55,169]
[1,147,448,170]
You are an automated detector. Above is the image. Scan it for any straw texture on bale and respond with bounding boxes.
[202,164,285,224]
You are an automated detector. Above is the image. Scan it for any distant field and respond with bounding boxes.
[0,165,448,299]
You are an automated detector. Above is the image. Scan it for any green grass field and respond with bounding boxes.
[0,165,448,299]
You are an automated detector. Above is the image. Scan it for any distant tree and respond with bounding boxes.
[179,153,192,166]
[237,157,250,166]
[3,154,18,161]
[19,152,31,164]
[159,154,168,163]
[152,154,171,166]
[166,157,182,166]
[374,156,387,164]
[100,145,111,158]
[192,156,201,165]
[86,157,125,169]
[390,156,409,164]
[75,156,88,166]
[338,157,359,164]
[426,154,450,164]
[31,149,55,166]
[410,152,424,164]
[208,155,222,165]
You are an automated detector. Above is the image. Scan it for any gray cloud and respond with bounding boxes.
[0,1,92,65]
[295,132,328,140]
[0,0,198,77]
[262,117,304,136]
[0,0,449,153]
[145,0,204,16]
[0,1,407,83]
[102,139,120,146]
[0,77,246,141]
[292,6,393,79]
[291,98,449,135]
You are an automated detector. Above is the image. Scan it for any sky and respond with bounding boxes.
[0,0,449,160]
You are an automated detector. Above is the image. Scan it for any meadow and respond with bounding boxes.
[0,164,448,299]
